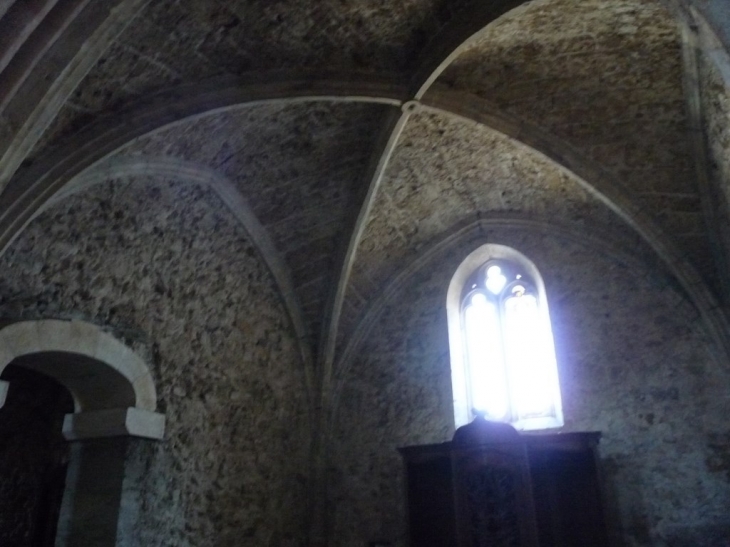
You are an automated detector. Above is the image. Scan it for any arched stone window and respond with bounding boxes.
[447,244,563,431]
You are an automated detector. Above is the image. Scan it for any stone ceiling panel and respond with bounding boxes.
[338,108,646,351]
[31,0,463,154]
[436,0,718,288]
[439,0,685,177]
[117,100,389,352]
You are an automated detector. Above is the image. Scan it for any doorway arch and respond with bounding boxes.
[0,319,166,546]
[0,319,164,440]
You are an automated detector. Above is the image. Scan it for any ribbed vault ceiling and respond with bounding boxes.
[2,0,728,374]
[439,0,713,282]
[35,0,466,149]
[118,101,389,354]
[338,108,648,349]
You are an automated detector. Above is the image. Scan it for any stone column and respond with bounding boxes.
[54,408,164,546]
[55,438,129,547]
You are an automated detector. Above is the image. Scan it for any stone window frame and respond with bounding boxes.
[446,244,563,431]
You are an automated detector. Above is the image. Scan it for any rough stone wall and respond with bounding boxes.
[0,177,311,546]
[329,224,730,547]
[121,101,388,353]
[699,49,730,284]
[439,0,717,289]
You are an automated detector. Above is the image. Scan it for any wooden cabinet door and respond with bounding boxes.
[452,443,539,547]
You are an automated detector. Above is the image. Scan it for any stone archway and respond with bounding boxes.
[0,319,166,546]
[0,319,164,440]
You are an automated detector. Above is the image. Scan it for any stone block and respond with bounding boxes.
[0,335,15,368]
[92,334,146,383]
[0,380,8,408]
[132,375,157,411]
[0,321,40,357]
[67,319,101,358]
[63,407,165,441]
[36,319,74,352]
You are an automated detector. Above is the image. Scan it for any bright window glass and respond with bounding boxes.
[450,249,563,431]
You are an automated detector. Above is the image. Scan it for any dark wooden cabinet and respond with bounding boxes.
[399,421,608,547]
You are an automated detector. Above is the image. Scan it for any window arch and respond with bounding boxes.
[447,244,563,431]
